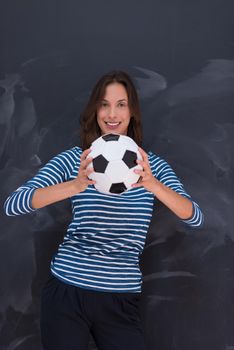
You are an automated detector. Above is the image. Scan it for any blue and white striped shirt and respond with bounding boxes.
[4,146,204,293]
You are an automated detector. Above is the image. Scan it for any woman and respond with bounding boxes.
[4,70,204,350]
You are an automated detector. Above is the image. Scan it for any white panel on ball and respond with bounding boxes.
[105,160,130,183]
[119,136,139,153]
[88,172,112,194]
[89,137,106,158]
[102,141,126,161]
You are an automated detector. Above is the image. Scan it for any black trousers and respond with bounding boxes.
[40,274,146,350]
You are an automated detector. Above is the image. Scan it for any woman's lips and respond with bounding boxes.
[105,122,121,129]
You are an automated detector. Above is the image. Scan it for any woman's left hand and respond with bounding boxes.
[132,147,159,192]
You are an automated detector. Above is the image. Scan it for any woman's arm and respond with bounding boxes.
[30,148,95,209]
[132,147,204,228]
[149,180,194,220]
[30,180,81,209]
[4,147,80,216]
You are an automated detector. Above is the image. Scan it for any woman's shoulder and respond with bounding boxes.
[69,145,83,156]
[147,150,172,175]
[47,145,83,167]
[147,150,166,163]
[57,145,83,159]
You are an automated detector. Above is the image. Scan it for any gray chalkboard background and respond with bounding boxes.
[1,1,234,349]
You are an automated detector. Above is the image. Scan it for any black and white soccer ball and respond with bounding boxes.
[87,133,143,195]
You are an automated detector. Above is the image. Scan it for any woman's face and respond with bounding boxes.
[96,82,132,136]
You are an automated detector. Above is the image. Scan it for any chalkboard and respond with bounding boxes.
[1,1,234,349]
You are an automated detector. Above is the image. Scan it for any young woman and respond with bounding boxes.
[4,70,204,350]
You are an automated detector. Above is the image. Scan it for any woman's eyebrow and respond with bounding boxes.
[101,99,127,102]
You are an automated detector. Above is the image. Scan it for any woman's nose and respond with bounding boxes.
[108,106,117,117]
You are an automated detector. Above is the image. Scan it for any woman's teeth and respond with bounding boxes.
[105,122,121,130]
[105,122,120,125]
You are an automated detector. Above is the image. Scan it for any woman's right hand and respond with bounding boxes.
[73,148,96,193]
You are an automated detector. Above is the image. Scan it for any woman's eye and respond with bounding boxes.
[100,102,127,108]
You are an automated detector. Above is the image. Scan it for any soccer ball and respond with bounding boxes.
[87,133,143,195]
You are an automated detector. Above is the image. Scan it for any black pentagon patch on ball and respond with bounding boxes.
[110,182,127,194]
[122,150,137,169]
[93,155,108,173]
[102,133,120,142]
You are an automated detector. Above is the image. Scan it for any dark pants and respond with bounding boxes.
[40,274,146,350]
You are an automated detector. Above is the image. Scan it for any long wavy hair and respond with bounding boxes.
[79,70,143,150]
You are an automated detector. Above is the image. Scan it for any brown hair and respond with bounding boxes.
[79,70,143,150]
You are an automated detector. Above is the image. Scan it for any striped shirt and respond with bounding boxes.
[4,146,204,293]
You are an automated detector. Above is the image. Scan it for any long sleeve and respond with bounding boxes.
[3,146,81,216]
[148,151,204,228]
